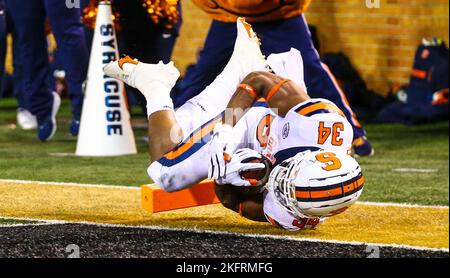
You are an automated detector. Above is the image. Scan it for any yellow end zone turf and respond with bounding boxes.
[0,181,448,249]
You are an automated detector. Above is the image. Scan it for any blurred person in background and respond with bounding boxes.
[82,0,182,117]
[5,0,88,141]
[0,0,36,130]
[171,0,374,157]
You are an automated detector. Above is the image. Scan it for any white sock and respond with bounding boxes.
[139,83,174,118]
[126,62,177,118]
[215,61,242,99]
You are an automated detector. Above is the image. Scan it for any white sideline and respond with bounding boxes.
[393,168,439,173]
[0,216,447,253]
[0,179,448,209]
[0,222,64,228]
[357,201,449,209]
[0,218,67,228]
[0,179,140,190]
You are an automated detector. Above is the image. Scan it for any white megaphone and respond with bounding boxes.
[76,1,137,156]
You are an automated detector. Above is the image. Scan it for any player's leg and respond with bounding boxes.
[44,0,88,136]
[175,18,268,134]
[0,2,6,96]
[104,57,183,161]
[171,20,235,108]
[6,0,60,141]
[173,18,267,109]
[149,102,269,193]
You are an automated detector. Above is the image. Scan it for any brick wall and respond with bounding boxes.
[172,0,449,95]
[171,1,211,74]
[306,0,449,94]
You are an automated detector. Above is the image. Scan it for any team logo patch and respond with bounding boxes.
[282,123,290,139]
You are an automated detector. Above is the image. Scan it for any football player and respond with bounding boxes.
[104,18,364,231]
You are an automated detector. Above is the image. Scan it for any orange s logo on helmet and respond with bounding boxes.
[192,0,311,22]
[256,114,274,148]
[315,152,342,171]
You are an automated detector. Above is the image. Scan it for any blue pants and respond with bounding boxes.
[0,0,6,98]
[5,0,88,122]
[172,15,365,139]
[0,1,24,107]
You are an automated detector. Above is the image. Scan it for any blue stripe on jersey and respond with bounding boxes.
[303,108,335,117]
[273,146,322,166]
[157,112,223,167]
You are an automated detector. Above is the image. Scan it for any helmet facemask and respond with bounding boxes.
[266,150,313,219]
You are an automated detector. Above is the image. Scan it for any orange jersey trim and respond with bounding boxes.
[297,102,346,118]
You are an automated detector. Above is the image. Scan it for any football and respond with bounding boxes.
[233,155,273,195]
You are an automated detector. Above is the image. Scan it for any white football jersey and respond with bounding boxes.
[231,98,354,230]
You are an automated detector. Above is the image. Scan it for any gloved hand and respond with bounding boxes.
[208,123,234,180]
[213,148,266,187]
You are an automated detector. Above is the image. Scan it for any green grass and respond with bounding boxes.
[0,98,448,205]
[357,122,449,205]
[0,218,36,225]
[0,98,151,186]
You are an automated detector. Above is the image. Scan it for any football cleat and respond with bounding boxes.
[70,119,80,136]
[226,18,269,80]
[38,92,61,142]
[103,56,180,92]
[353,136,375,157]
[17,108,37,130]
[103,56,139,87]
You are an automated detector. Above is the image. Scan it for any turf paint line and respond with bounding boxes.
[0,216,447,253]
[357,201,449,209]
[0,179,140,190]
[0,216,67,224]
[392,168,439,173]
[0,223,65,228]
[49,153,78,157]
[0,216,67,227]
[0,180,448,249]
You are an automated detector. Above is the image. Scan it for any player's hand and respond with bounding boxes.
[216,148,265,187]
[208,123,234,180]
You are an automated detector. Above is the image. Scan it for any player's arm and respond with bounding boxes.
[208,71,310,180]
[214,182,267,222]
[224,71,309,127]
